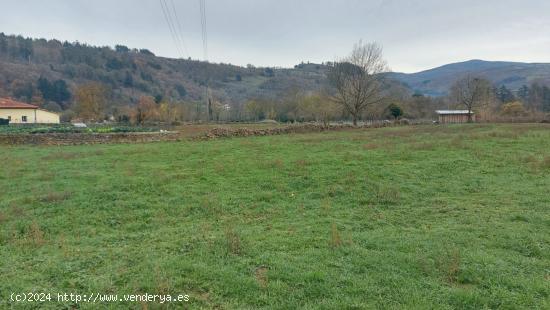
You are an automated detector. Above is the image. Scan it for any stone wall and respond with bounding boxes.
[196,123,397,140]
[0,123,402,146]
[0,132,182,146]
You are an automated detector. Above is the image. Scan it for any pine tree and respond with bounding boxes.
[496,85,515,103]
[543,86,550,112]
[517,85,529,101]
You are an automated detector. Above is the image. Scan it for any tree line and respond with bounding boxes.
[2,33,549,124]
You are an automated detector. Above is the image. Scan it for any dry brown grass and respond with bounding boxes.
[417,255,435,277]
[487,131,519,139]
[326,184,343,198]
[321,199,331,216]
[35,171,55,181]
[225,226,242,255]
[10,203,26,217]
[441,248,461,284]
[329,223,342,249]
[411,142,437,151]
[375,185,401,205]
[0,211,7,223]
[41,152,80,161]
[200,196,223,218]
[254,266,269,288]
[268,159,284,169]
[27,221,46,247]
[522,154,550,172]
[448,135,471,149]
[120,146,147,156]
[541,156,550,170]
[379,129,415,139]
[295,159,309,168]
[522,154,539,165]
[362,143,381,150]
[295,135,342,144]
[40,191,71,203]
[153,266,172,295]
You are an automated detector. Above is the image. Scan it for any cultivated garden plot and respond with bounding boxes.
[0,124,548,309]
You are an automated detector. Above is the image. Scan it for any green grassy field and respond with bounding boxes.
[1,124,549,309]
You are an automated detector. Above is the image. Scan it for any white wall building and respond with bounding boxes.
[0,98,60,124]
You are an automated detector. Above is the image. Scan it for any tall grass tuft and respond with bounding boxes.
[28,221,45,247]
[225,226,242,255]
[439,248,461,284]
[254,266,269,288]
[329,223,342,249]
[541,156,550,170]
[375,185,401,205]
[40,191,71,203]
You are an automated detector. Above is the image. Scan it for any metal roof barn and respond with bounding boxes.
[436,110,475,123]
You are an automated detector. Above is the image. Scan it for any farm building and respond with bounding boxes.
[0,98,60,124]
[436,110,475,124]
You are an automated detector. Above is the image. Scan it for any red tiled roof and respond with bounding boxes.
[0,98,39,109]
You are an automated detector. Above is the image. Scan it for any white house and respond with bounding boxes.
[0,98,60,124]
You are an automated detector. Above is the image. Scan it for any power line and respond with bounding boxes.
[199,0,208,61]
[163,0,189,58]
[199,0,210,122]
[168,0,190,57]
[159,0,184,57]
[159,0,186,58]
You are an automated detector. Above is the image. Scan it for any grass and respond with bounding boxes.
[0,123,549,309]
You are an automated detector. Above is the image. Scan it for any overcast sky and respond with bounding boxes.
[1,0,549,72]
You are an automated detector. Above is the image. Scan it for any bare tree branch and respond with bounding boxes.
[450,75,493,122]
[328,41,389,125]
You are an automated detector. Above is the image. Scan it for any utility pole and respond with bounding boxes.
[205,84,210,123]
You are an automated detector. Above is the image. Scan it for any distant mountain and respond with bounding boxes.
[388,60,550,96]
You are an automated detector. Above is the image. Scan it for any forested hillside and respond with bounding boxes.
[1,33,548,123]
[0,33,329,119]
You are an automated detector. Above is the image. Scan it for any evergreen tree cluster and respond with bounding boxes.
[496,83,550,112]
[37,77,71,106]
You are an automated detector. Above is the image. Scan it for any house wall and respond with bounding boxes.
[36,110,60,124]
[0,109,60,124]
[0,108,36,123]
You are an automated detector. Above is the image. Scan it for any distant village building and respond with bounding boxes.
[0,98,60,124]
[436,110,475,124]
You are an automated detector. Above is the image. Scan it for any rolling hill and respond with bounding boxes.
[388,60,550,96]
[2,33,550,113]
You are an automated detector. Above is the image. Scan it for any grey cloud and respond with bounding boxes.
[0,0,548,72]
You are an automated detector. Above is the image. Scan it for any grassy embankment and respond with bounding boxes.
[0,124,549,309]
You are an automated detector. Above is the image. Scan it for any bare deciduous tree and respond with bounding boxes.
[328,41,389,126]
[133,95,159,125]
[74,82,108,122]
[297,92,341,126]
[244,99,262,122]
[450,76,493,122]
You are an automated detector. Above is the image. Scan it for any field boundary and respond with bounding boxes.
[0,132,183,146]
[0,122,405,146]
[194,122,401,140]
